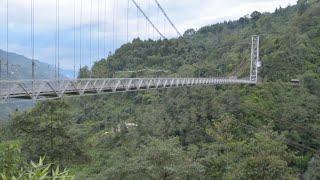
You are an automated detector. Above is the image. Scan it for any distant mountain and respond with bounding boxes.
[0,49,57,80]
[0,49,72,120]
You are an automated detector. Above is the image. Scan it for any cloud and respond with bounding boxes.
[0,0,297,71]
[159,0,297,31]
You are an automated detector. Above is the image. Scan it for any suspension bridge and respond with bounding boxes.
[0,0,260,102]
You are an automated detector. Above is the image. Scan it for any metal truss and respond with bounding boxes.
[250,35,260,82]
[0,78,255,102]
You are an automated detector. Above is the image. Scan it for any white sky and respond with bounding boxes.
[0,0,297,71]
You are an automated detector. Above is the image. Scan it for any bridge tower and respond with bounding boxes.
[250,35,260,83]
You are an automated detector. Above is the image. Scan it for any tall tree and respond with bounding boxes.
[11,100,88,166]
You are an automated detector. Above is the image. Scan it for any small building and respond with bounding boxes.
[291,79,300,85]
[112,122,138,133]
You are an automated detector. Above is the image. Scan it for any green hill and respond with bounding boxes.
[1,0,320,179]
[85,0,319,85]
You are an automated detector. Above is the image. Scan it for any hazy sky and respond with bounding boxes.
[0,0,297,71]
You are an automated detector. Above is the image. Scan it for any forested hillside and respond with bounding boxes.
[1,0,320,179]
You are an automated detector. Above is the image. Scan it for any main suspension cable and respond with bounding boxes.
[153,0,182,37]
[131,0,165,39]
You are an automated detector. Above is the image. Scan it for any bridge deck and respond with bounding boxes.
[0,78,255,102]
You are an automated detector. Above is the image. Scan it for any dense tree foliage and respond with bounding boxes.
[304,156,320,180]
[10,101,88,166]
[0,141,73,179]
[1,0,320,179]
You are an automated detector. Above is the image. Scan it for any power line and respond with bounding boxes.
[153,0,182,37]
[131,0,166,39]
[238,120,320,155]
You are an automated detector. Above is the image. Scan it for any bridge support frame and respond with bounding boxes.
[250,35,260,83]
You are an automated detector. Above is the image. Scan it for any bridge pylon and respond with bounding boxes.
[250,35,260,83]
